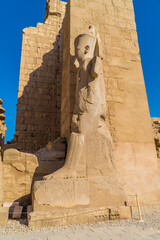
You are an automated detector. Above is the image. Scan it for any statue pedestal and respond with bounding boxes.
[28,177,127,227]
[28,206,110,228]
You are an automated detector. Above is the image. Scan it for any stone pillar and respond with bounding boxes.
[60,0,160,205]
[0,98,6,206]
[152,118,160,165]
[0,155,4,206]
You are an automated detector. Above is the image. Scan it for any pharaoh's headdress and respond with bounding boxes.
[75,25,103,60]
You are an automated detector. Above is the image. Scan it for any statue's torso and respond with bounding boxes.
[74,58,106,117]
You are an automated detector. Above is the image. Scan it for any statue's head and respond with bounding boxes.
[74,25,103,63]
[74,25,96,63]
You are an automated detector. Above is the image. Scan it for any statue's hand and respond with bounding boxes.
[91,56,101,79]
[73,59,80,72]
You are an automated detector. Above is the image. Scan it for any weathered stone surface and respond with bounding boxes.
[0,158,4,206]
[35,137,66,161]
[152,118,160,164]
[12,0,67,153]
[3,141,66,206]
[5,202,20,218]
[2,0,160,229]
[109,207,120,220]
[12,206,23,219]
[28,206,110,228]
[3,149,38,205]
[0,114,5,121]
[115,142,160,205]
[0,207,9,227]
[33,178,90,211]
[44,26,125,183]
[33,177,126,212]
[0,99,6,140]
[0,106,5,114]
[32,26,127,216]
[27,205,33,218]
[3,202,19,208]
[28,205,131,228]
[31,137,66,180]
[119,206,132,219]
[60,0,160,206]
[0,98,6,207]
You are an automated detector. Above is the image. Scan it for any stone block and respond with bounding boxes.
[2,202,20,218]
[109,207,120,220]
[119,206,132,219]
[0,207,9,226]
[12,206,23,219]
[3,149,38,205]
[27,205,33,218]
[28,206,110,228]
[3,202,20,208]
[33,178,90,211]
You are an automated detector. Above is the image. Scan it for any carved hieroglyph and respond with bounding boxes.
[32,27,126,211]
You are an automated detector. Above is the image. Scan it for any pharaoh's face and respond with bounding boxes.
[75,34,96,63]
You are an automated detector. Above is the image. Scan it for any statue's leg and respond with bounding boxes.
[43,132,86,180]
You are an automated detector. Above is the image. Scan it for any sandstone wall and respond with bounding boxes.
[0,99,6,140]
[60,0,160,205]
[0,98,6,206]
[60,1,71,138]
[14,0,66,153]
[152,118,160,165]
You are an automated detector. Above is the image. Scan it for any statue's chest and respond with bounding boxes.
[77,68,99,105]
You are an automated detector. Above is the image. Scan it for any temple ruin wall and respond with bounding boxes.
[14,0,66,153]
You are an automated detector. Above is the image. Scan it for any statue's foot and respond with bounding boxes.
[43,167,86,180]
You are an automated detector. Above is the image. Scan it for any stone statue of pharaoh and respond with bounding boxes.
[44,25,119,180]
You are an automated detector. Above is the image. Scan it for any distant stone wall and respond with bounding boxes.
[0,98,6,205]
[152,118,160,164]
[0,99,6,140]
[14,0,66,153]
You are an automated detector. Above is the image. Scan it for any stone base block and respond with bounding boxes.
[0,207,9,226]
[28,206,132,228]
[12,206,23,219]
[28,206,110,228]
[119,206,131,219]
[109,207,120,220]
[27,205,33,218]
[33,177,126,211]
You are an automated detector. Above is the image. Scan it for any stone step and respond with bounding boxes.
[28,206,131,228]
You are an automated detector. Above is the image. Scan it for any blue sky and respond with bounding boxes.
[0,0,160,142]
